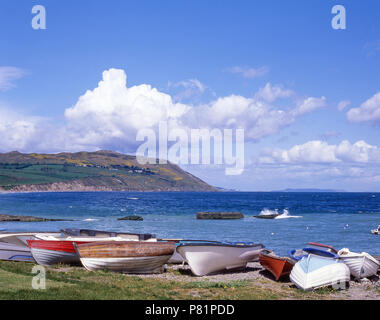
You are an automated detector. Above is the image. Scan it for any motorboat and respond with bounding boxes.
[176,242,264,276]
[0,231,60,262]
[75,241,175,274]
[371,226,380,235]
[259,249,295,281]
[338,248,380,279]
[290,253,350,290]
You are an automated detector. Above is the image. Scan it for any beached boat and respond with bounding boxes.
[338,248,380,279]
[0,231,60,262]
[288,246,338,261]
[307,242,338,254]
[259,249,295,281]
[27,231,158,266]
[176,242,264,276]
[164,239,223,264]
[75,241,175,273]
[61,228,155,241]
[371,226,380,235]
[290,254,350,290]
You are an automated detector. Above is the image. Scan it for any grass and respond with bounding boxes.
[0,260,345,300]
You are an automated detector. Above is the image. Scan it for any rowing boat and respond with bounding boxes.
[176,242,264,276]
[338,248,380,279]
[75,241,175,273]
[259,249,295,281]
[0,231,60,262]
[290,254,350,290]
[27,230,158,266]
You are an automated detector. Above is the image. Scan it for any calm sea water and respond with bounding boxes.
[0,192,379,255]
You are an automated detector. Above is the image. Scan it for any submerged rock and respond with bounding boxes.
[0,214,71,222]
[196,212,244,220]
[118,215,144,221]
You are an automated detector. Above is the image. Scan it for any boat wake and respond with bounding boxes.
[258,208,301,219]
[275,209,302,219]
[127,197,139,200]
[82,218,99,222]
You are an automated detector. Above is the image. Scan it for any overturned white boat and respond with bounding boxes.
[290,254,350,290]
[338,248,380,279]
[176,242,264,276]
[0,231,60,262]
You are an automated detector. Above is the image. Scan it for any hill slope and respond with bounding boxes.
[0,151,216,192]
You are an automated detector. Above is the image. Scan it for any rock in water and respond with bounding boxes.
[0,214,71,222]
[118,215,144,221]
[196,212,244,220]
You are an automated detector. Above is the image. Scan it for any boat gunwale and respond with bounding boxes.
[177,242,265,249]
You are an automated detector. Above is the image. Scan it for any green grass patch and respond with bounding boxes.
[0,261,341,300]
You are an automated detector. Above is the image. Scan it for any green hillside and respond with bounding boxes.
[0,151,216,192]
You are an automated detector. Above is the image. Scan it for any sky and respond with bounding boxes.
[0,0,380,191]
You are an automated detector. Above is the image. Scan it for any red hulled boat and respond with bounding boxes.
[259,249,295,281]
[27,239,90,266]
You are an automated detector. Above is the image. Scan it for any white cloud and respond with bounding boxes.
[63,69,328,148]
[64,69,189,150]
[337,100,351,111]
[0,67,26,91]
[0,107,45,152]
[0,68,329,153]
[291,96,326,116]
[254,83,293,103]
[259,140,380,164]
[226,66,269,79]
[347,91,380,124]
[168,78,209,102]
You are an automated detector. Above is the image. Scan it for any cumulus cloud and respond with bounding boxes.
[62,69,328,148]
[64,69,189,151]
[225,66,269,79]
[347,91,380,124]
[0,67,26,91]
[0,68,329,154]
[259,140,380,164]
[0,107,46,152]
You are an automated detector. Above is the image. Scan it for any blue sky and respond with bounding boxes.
[1,0,380,191]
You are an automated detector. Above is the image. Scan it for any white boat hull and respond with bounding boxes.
[0,232,60,262]
[290,254,350,290]
[0,242,34,262]
[338,250,380,279]
[30,248,79,266]
[176,244,264,276]
[168,250,184,264]
[80,255,172,273]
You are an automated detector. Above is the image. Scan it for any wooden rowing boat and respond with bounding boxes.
[259,249,295,281]
[27,230,159,266]
[75,241,175,274]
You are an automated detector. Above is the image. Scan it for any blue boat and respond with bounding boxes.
[289,247,338,261]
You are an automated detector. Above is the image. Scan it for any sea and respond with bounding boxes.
[0,192,379,256]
